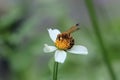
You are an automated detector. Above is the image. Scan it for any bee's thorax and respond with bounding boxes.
[55,33,74,50]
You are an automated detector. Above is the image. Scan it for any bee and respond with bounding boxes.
[55,24,79,50]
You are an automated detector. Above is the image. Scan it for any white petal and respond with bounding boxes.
[48,28,61,42]
[67,45,88,55]
[55,50,67,63]
[43,44,57,53]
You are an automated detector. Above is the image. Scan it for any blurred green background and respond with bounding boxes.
[0,0,120,80]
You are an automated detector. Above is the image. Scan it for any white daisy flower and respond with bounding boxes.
[43,24,88,63]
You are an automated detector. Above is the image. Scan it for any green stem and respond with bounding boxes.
[85,0,116,80]
[53,61,59,80]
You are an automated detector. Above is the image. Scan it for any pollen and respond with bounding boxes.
[55,33,74,50]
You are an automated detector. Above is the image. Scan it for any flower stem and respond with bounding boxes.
[53,61,59,80]
[85,0,116,80]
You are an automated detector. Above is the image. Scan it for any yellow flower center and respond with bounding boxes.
[55,33,74,50]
